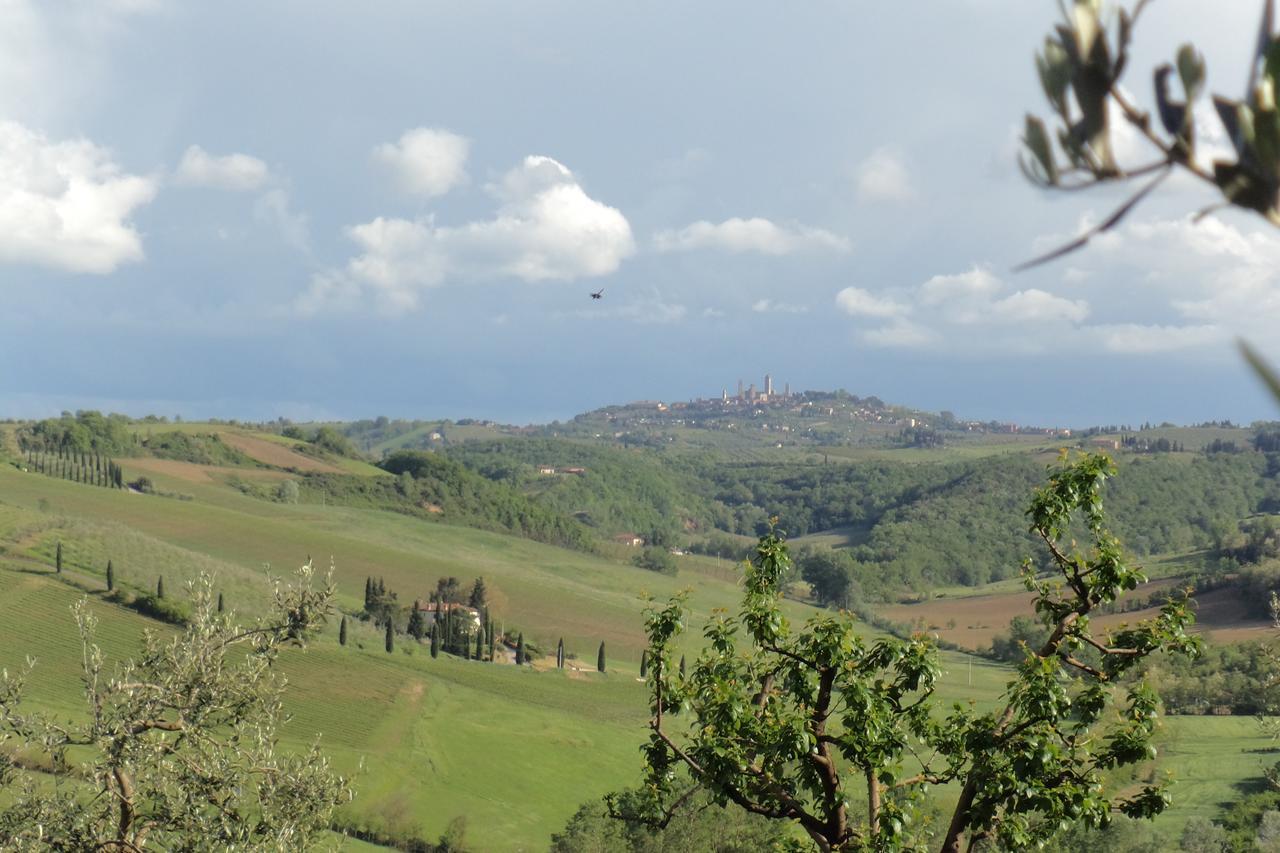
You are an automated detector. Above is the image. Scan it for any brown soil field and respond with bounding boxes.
[120,457,292,485]
[217,433,345,473]
[876,577,1260,651]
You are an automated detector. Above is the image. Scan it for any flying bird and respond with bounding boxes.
[590,288,604,300]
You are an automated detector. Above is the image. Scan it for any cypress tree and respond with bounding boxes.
[468,576,488,609]
[516,633,525,666]
[430,622,440,658]
[363,577,372,610]
[597,642,606,673]
[55,541,62,574]
[640,649,648,678]
[217,592,225,613]
[156,576,165,599]
[680,654,687,677]
[106,559,114,592]
[408,607,425,640]
[475,627,484,660]
[385,619,394,653]
[557,638,565,669]
[339,616,348,646]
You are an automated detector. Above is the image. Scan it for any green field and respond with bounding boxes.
[0,426,1274,849]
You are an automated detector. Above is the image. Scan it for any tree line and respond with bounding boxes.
[25,446,125,489]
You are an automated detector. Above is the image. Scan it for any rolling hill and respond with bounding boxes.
[2,416,1279,848]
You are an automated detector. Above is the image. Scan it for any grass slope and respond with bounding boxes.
[0,457,1271,848]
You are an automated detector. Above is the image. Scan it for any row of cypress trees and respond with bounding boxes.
[26,447,125,489]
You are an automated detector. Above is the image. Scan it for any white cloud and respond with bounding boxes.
[990,288,1089,323]
[1075,213,1280,357]
[0,120,157,274]
[836,265,1089,350]
[855,147,915,203]
[835,287,910,318]
[173,145,269,191]
[372,127,469,197]
[301,154,634,312]
[919,267,1002,308]
[653,217,849,255]
[752,298,808,314]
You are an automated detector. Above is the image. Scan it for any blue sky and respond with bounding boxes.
[3,0,1279,427]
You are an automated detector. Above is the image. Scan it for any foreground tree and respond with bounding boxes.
[620,454,1201,852]
[1019,0,1280,386]
[1020,0,1280,263]
[0,564,349,848]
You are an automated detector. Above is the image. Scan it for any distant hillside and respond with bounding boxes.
[443,438,718,542]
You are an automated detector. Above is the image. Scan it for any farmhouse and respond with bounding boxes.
[612,532,645,547]
[413,600,482,631]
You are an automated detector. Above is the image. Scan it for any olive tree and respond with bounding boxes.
[621,454,1201,852]
[0,563,350,849]
[1019,0,1280,386]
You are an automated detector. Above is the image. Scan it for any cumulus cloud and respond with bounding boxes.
[373,127,469,197]
[0,120,157,274]
[1067,213,1280,356]
[300,155,634,312]
[653,217,849,255]
[173,145,269,191]
[836,265,1089,350]
[835,287,909,318]
[855,147,915,203]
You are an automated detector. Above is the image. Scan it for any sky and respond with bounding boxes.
[3,0,1280,428]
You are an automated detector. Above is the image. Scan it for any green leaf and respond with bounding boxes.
[1023,115,1058,186]
[1176,44,1206,103]
[1037,39,1073,115]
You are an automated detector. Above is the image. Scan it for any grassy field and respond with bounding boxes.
[0,431,1273,849]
